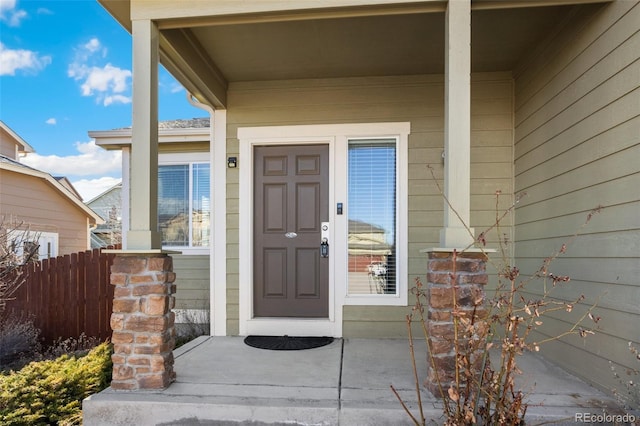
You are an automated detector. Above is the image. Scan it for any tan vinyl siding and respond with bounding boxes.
[342,306,410,338]
[0,170,90,254]
[226,73,514,337]
[172,254,210,310]
[158,141,209,154]
[1,138,17,159]
[513,0,639,399]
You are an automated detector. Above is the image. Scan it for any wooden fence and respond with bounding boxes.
[4,246,118,345]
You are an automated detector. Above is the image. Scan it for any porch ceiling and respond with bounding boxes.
[99,0,611,108]
[185,6,572,82]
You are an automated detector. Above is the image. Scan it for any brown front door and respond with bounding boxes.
[253,144,329,318]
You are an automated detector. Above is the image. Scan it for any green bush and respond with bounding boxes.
[0,342,112,425]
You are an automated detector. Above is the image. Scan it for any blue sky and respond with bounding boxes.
[0,0,206,200]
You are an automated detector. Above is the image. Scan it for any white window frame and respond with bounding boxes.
[36,231,59,260]
[338,132,408,306]
[9,230,58,262]
[158,152,210,255]
[342,136,406,304]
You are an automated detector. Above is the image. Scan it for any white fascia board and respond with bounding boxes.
[90,127,210,149]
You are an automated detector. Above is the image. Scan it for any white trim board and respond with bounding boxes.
[212,109,227,336]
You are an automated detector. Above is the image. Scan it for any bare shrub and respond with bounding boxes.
[610,342,640,411]
[0,313,42,370]
[392,166,604,425]
[175,309,210,348]
[44,333,102,360]
[0,216,41,314]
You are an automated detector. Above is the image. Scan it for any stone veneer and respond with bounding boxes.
[109,254,177,390]
[425,250,488,395]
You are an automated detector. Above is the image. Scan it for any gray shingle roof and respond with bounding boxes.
[115,117,210,131]
[0,154,39,172]
[158,117,210,129]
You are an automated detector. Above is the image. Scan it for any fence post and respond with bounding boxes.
[68,253,79,338]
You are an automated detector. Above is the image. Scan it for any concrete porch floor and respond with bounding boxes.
[83,337,630,425]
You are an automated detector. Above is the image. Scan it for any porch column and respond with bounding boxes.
[425,0,484,399]
[106,20,176,391]
[128,19,161,250]
[440,0,474,248]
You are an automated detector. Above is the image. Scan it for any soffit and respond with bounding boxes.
[98,0,610,106]
[181,4,588,82]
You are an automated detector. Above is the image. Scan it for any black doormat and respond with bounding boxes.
[244,335,334,351]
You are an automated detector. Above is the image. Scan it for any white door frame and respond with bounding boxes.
[238,122,410,337]
[238,129,338,337]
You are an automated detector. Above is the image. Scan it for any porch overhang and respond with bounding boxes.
[98,0,613,111]
[96,0,615,262]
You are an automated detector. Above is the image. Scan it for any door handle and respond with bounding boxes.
[320,238,329,258]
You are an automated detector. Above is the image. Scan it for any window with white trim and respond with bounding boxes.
[158,161,210,250]
[9,230,58,262]
[347,139,397,295]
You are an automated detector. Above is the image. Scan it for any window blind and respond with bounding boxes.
[158,164,189,246]
[347,139,397,295]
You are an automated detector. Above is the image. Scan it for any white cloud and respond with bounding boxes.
[0,0,16,12]
[36,7,53,15]
[68,38,130,106]
[72,176,121,202]
[84,38,103,54]
[45,118,56,125]
[0,0,27,27]
[0,42,52,76]
[20,140,122,178]
[104,94,131,106]
[169,82,184,94]
[80,64,130,95]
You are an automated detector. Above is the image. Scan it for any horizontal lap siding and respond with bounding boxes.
[1,136,16,157]
[0,171,90,254]
[172,255,210,310]
[227,73,513,337]
[513,1,640,399]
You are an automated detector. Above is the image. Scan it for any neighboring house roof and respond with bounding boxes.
[86,182,122,233]
[85,181,123,205]
[90,117,210,150]
[0,154,103,225]
[349,219,386,234]
[159,117,210,129]
[54,176,84,200]
[0,120,35,154]
[348,219,392,255]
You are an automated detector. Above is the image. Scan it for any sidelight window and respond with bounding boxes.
[347,139,397,296]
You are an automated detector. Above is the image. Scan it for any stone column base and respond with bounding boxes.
[425,250,488,396]
[109,254,176,390]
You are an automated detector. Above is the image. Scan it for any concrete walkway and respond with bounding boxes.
[83,337,631,425]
